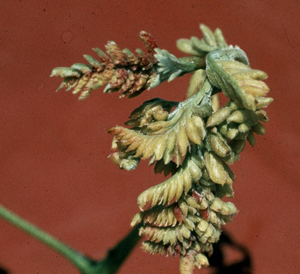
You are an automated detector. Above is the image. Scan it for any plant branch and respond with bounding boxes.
[92,224,141,274]
[0,203,94,272]
[0,203,141,274]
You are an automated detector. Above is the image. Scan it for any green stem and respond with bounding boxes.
[92,224,141,274]
[0,203,141,274]
[0,203,95,272]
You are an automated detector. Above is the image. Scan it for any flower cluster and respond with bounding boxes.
[51,31,158,99]
[51,31,205,100]
[52,24,272,274]
[106,25,272,273]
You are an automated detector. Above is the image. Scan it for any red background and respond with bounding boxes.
[1,1,299,273]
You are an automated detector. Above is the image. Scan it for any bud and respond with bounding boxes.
[204,152,226,186]
[208,133,231,158]
[227,110,248,123]
[206,107,232,127]
[252,122,265,135]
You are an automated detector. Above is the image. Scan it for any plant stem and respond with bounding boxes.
[0,203,95,272]
[0,203,141,274]
[92,224,141,274]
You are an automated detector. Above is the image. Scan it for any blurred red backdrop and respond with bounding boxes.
[0,1,299,273]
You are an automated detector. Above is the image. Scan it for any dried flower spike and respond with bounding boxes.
[51,31,206,100]
[51,31,159,99]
